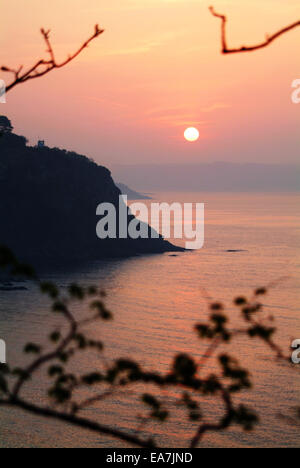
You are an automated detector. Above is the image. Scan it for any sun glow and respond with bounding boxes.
[184,127,199,142]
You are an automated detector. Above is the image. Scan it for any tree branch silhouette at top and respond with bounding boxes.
[209,6,300,54]
[1,25,104,93]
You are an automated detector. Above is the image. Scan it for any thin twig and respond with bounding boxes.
[190,388,233,448]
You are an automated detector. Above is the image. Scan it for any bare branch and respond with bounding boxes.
[190,388,233,448]
[1,25,104,93]
[0,398,154,448]
[209,6,300,54]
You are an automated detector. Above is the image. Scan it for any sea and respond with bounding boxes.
[0,192,299,448]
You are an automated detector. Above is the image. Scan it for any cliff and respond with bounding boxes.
[0,129,181,267]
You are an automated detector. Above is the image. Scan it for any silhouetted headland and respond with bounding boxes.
[0,117,182,269]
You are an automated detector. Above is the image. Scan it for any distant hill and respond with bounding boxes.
[0,124,181,268]
[111,163,300,192]
[116,183,151,200]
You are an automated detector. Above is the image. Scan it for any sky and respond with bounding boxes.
[1,0,299,168]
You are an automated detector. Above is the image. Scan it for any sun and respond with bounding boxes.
[184,127,199,142]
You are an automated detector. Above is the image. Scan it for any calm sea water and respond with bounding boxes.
[0,192,299,448]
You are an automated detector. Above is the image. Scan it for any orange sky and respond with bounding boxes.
[1,0,299,166]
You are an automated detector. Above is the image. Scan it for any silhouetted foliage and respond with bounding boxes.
[0,246,296,448]
[0,116,13,136]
